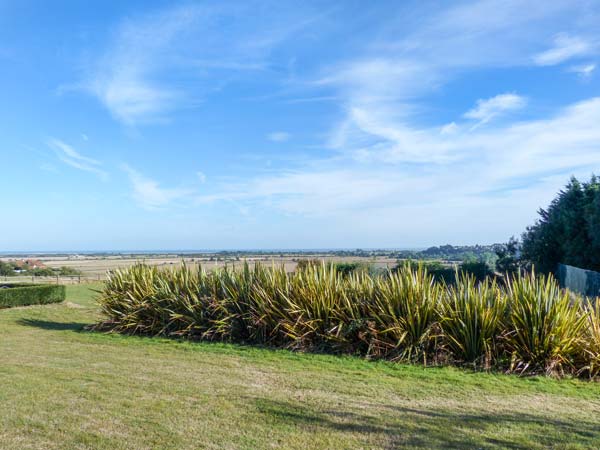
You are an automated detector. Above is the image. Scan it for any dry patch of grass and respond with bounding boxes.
[0,284,599,449]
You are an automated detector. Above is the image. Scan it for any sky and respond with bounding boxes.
[1,0,600,251]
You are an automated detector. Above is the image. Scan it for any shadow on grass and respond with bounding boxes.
[16,318,89,332]
[254,398,600,449]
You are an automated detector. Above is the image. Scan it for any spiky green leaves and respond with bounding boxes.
[96,262,599,378]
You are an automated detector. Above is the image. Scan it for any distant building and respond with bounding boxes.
[12,259,47,270]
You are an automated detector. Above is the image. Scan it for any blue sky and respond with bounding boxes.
[2,0,600,251]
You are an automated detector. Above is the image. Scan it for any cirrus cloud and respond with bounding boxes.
[121,164,194,210]
[533,33,593,66]
[47,138,108,181]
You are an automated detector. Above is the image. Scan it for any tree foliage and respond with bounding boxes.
[0,261,15,276]
[395,259,493,284]
[521,175,600,273]
[494,236,521,274]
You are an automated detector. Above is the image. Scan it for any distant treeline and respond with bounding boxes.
[0,246,500,262]
[179,246,499,263]
[0,262,81,277]
[393,245,497,264]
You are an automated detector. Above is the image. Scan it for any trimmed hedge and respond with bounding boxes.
[0,284,66,308]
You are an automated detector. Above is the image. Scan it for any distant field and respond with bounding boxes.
[1,254,399,283]
[0,284,599,449]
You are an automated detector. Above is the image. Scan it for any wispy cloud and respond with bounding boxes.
[568,63,596,79]
[105,1,600,220]
[206,97,600,222]
[533,33,592,66]
[81,2,325,125]
[85,5,197,125]
[317,58,437,112]
[47,0,600,244]
[267,131,291,142]
[464,93,526,128]
[121,164,193,210]
[314,1,589,167]
[47,138,108,180]
[256,1,600,240]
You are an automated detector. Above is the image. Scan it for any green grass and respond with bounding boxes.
[1,284,600,449]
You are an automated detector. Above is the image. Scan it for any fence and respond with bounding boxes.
[557,263,600,298]
[0,274,104,285]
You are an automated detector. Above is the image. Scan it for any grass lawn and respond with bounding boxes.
[1,284,599,449]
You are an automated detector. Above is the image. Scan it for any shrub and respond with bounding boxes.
[438,275,506,367]
[394,260,455,283]
[95,263,599,378]
[504,271,584,375]
[0,284,66,308]
[395,260,494,284]
[58,266,82,276]
[296,260,371,277]
[275,262,355,350]
[459,260,494,282]
[578,300,600,378]
[367,265,441,362]
[30,267,56,276]
[295,259,322,272]
[0,261,15,276]
[333,262,369,276]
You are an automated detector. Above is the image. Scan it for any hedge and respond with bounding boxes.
[96,262,600,378]
[0,284,66,308]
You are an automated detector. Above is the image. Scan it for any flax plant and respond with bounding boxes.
[96,261,598,378]
[367,265,441,362]
[275,262,357,351]
[504,271,584,375]
[578,300,600,378]
[438,274,506,367]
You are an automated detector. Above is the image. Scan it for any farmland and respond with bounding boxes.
[0,252,399,283]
